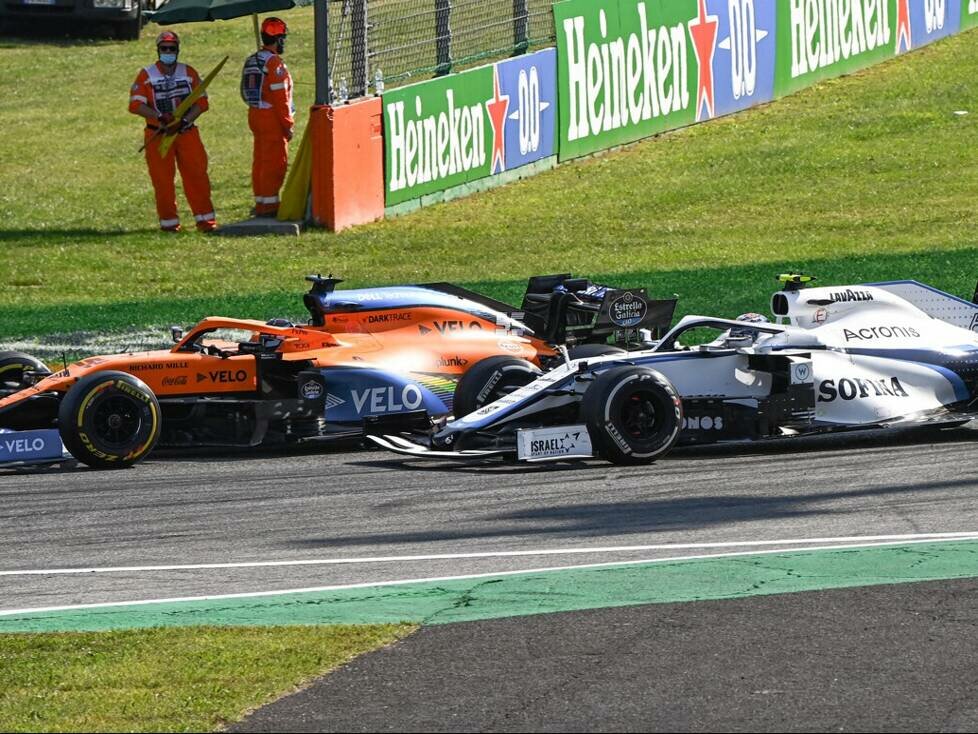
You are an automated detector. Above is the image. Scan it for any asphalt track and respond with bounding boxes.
[4,425,978,729]
[2,425,978,613]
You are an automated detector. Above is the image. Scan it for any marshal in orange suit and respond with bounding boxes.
[241,17,295,217]
[129,31,217,233]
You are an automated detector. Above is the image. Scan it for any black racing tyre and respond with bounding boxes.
[0,351,50,393]
[581,366,682,465]
[567,344,627,360]
[58,371,161,469]
[453,356,542,418]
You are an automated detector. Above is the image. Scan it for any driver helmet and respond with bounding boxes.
[728,312,770,340]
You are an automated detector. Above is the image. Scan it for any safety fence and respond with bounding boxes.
[319,0,559,101]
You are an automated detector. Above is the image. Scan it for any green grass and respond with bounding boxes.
[0,624,414,732]
[1,15,977,339]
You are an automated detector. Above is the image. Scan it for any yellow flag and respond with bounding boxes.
[158,55,229,157]
[277,123,313,222]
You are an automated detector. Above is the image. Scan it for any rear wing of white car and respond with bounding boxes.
[868,280,978,333]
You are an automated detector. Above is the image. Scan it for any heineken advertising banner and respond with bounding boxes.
[775,0,900,96]
[554,0,974,162]
[383,49,557,206]
[553,0,779,160]
[776,0,963,96]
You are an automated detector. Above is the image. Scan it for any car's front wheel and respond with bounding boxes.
[581,366,682,465]
[58,371,161,469]
[453,356,541,418]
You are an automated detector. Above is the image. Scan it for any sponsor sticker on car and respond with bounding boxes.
[790,359,814,385]
[609,291,648,328]
[517,425,593,461]
[0,429,66,465]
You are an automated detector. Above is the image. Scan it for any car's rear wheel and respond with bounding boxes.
[453,356,541,418]
[0,351,50,395]
[581,366,682,465]
[58,371,161,469]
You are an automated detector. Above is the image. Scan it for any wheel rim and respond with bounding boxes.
[620,389,662,439]
[91,395,143,448]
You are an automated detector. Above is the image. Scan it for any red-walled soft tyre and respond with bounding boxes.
[58,371,161,469]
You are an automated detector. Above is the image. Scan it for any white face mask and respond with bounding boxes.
[159,52,177,65]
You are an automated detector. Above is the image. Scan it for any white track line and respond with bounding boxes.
[2,535,977,617]
[3,532,978,577]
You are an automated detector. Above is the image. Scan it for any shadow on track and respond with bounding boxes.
[4,424,973,476]
[354,424,978,474]
[286,470,978,548]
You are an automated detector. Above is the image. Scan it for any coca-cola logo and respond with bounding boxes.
[162,376,188,387]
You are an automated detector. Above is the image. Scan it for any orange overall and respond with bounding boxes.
[129,62,216,231]
[241,48,294,215]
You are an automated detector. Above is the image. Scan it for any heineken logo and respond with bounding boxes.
[383,50,556,205]
[788,0,892,79]
[386,90,488,193]
[554,0,776,157]
[561,2,692,143]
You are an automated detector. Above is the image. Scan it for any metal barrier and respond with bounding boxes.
[314,0,559,102]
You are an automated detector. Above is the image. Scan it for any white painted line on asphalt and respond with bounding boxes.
[1,534,977,617]
[2,531,978,577]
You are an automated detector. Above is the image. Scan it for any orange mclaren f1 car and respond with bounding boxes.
[0,275,675,469]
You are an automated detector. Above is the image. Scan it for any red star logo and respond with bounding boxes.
[896,0,912,53]
[485,68,510,175]
[687,0,719,122]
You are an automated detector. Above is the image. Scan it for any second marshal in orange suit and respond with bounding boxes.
[129,31,217,233]
[241,17,294,218]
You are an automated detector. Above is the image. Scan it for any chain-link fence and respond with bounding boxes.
[318,0,558,102]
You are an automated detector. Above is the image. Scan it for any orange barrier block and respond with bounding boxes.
[310,98,385,232]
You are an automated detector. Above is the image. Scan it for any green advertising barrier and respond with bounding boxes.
[963,0,978,29]
[774,0,899,97]
[382,49,560,208]
[553,0,972,163]
[553,0,701,161]
[384,67,495,207]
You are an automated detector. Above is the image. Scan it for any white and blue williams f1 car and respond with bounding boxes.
[368,276,978,465]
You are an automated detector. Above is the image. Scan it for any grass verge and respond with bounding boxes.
[4,245,978,343]
[0,624,414,732]
[1,16,976,336]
